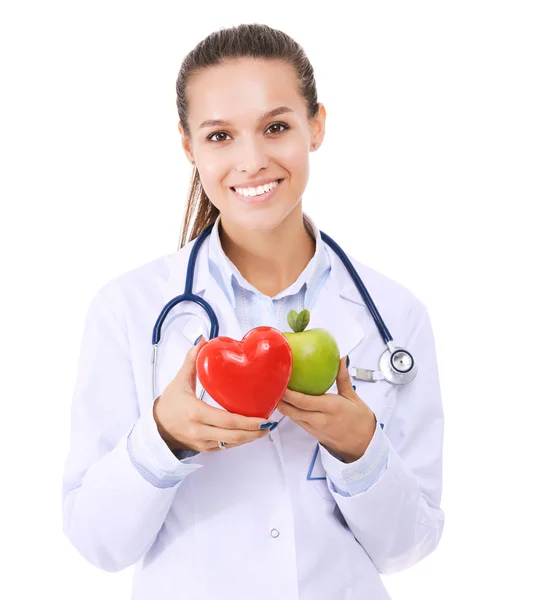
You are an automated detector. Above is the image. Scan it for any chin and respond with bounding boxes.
[233,213,282,232]
[232,203,300,233]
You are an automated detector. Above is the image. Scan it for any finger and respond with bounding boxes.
[280,388,330,411]
[336,355,355,397]
[173,336,207,394]
[277,400,317,424]
[198,402,276,431]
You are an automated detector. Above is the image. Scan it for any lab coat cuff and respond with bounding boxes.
[319,421,389,497]
[127,406,202,488]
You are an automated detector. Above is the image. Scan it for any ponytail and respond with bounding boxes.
[177,167,220,250]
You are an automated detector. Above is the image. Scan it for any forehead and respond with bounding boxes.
[186,58,305,128]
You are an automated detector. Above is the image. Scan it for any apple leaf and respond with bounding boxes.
[287,309,298,332]
[296,309,310,332]
[287,309,310,333]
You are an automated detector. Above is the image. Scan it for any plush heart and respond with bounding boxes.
[195,326,293,419]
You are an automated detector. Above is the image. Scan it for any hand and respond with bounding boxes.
[153,337,272,453]
[277,356,376,463]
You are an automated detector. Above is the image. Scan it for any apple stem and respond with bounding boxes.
[287,309,311,333]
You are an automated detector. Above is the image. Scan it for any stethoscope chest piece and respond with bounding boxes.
[379,346,418,385]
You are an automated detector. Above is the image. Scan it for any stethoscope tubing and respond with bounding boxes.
[152,224,219,345]
[152,223,393,346]
[318,230,393,345]
[151,222,417,400]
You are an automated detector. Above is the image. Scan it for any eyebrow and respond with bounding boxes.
[198,106,295,129]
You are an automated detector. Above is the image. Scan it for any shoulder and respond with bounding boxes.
[326,245,429,336]
[87,239,199,324]
[330,245,426,308]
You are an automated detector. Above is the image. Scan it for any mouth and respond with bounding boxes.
[230,179,284,203]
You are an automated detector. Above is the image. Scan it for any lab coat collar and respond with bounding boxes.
[166,222,367,359]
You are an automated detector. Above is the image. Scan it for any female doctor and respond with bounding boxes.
[62,23,445,600]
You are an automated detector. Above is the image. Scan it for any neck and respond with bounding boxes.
[218,207,316,297]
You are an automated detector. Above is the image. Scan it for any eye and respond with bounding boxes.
[266,122,289,135]
[206,122,290,143]
[207,131,232,143]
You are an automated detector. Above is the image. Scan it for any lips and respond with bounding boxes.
[230,179,283,194]
[230,179,284,202]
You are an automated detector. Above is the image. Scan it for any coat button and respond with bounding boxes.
[270,529,280,538]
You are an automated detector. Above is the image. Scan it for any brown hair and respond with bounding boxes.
[175,23,320,249]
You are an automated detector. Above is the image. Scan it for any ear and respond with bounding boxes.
[178,121,195,165]
[310,102,327,150]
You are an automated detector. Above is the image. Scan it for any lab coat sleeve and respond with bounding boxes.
[321,306,445,574]
[127,400,202,487]
[318,419,389,496]
[62,284,199,573]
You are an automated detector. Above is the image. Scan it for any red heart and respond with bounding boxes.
[196,326,293,419]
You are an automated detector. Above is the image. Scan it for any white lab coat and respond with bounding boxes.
[62,232,444,600]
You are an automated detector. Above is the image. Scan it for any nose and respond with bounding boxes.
[234,135,269,174]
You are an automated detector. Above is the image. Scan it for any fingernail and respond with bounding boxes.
[259,422,274,430]
[194,335,203,346]
[269,421,279,431]
[346,355,350,368]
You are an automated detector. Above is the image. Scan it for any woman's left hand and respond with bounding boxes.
[277,356,377,463]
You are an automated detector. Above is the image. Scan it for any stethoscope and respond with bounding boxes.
[151,223,418,404]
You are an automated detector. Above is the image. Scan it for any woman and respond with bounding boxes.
[62,23,444,600]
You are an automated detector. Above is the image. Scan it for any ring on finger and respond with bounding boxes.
[217,440,227,450]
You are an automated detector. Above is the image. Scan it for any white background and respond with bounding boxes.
[1,1,548,598]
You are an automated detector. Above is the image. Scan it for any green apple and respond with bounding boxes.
[282,309,340,395]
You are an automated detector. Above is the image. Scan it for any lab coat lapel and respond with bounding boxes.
[194,250,243,342]
[308,246,366,362]
[166,233,243,342]
[155,234,242,401]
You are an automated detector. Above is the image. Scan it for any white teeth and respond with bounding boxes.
[234,179,280,197]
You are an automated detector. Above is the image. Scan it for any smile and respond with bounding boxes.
[231,179,282,198]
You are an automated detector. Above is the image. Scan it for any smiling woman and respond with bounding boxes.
[62,22,445,600]
[176,53,323,295]
[179,56,323,251]
[175,27,324,252]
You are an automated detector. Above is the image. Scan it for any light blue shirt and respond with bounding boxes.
[128,212,388,497]
[208,212,331,332]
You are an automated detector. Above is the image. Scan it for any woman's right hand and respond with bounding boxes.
[153,337,274,453]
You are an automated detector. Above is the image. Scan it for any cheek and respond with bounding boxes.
[195,161,229,207]
[199,160,222,185]
[278,144,309,192]
[283,143,309,173]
